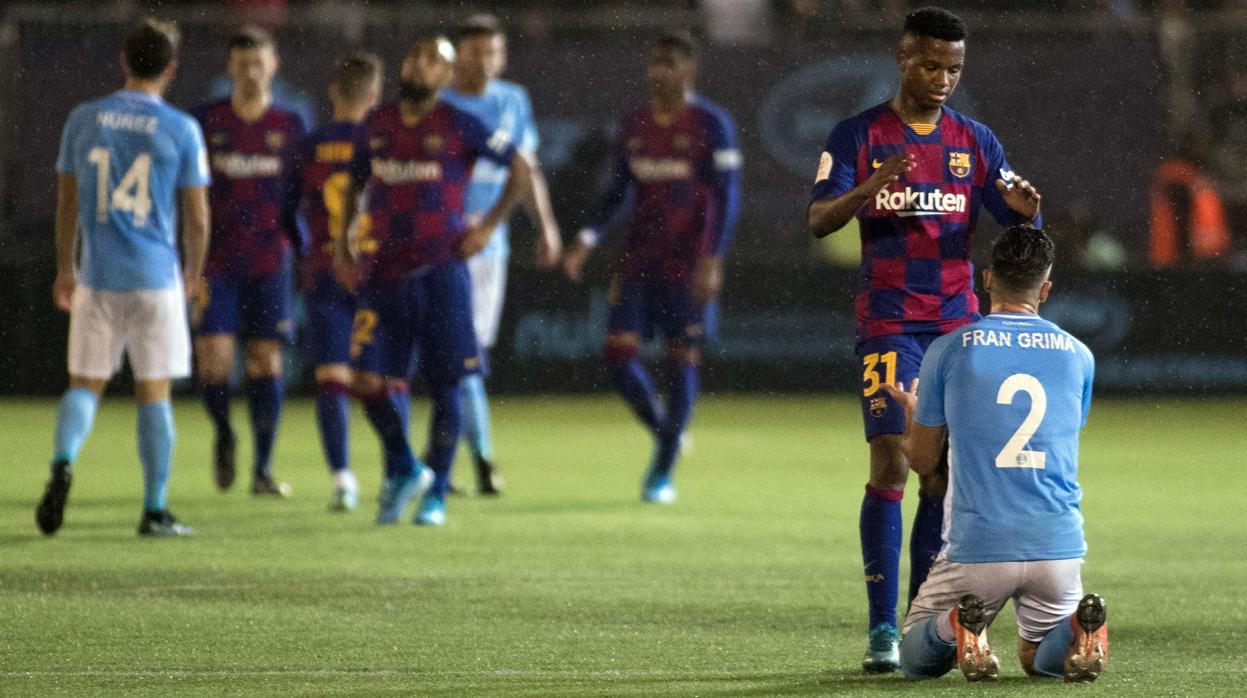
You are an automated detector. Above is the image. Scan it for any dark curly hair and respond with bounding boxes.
[990,225,1055,292]
[124,19,179,79]
[903,7,967,42]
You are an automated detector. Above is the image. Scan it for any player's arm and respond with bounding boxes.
[518,151,562,268]
[807,152,915,239]
[179,186,210,300]
[333,129,371,293]
[979,128,1041,226]
[461,153,531,258]
[281,132,311,261]
[882,378,946,475]
[693,110,743,306]
[562,147,636,282]
[52,173,78,312]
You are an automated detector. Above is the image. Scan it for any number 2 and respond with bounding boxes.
[87,147,153,226]
[995,373,1047,469]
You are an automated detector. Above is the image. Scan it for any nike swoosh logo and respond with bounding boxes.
[872,159,884,169]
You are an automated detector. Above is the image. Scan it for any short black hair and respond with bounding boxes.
[991,225,1055,292]
[454,13,503,45]
[903,7,967,42]
[228,24,274,51]
[124,19,179,79]
[654,29,698,61]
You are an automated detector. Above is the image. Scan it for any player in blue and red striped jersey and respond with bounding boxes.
[192,26,309,498]
[295,53,383,512]
[333,36,530,527]
[806,7,1043,673]
[562,30,742,505]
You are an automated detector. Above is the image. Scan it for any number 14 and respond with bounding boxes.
[87,147,153,227]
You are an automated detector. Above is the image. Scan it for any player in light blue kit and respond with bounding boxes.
[37,19,211,537]
[884,226,1109,683]
[440,14,563,495]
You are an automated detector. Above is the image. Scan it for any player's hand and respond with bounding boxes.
[996,174,1041,221]
[882,378,919,427]
[534,223,563,269]
[459,223,494,259]
[692,256,724,306]
[52,271,76,313]
[333,255,361,294]
[864,152,917,195]
[562,242,591,282]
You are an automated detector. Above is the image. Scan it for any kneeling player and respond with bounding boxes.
[885,226,1108,682]
[334,36,529,526]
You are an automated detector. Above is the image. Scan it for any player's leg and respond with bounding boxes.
[412,261,480,526]
[240,268,295,496]
[900,560,1015,682]
[460,250,505,494]
[307,274,358,510]
[907,333,950,606]
[192,275,240,491]
[129,285,194,536]
[39,285,121,535]
[603,277,663,434]
[351,284,432,525]
[1014,559,1107,682]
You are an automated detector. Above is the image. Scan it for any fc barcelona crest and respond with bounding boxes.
[266,131,286,151]
[948,151,972,178]
[210,132,228,147]
[424,134,445,153]
[627,136,643,151]
[673,134,690,151]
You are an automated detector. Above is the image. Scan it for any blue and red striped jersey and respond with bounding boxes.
[299,121,359,274]
[349,101,515,285]
[810,103,1038,341]
[195,100,308,277]
[586,96,742,283]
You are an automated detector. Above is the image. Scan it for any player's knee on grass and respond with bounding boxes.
[1018,638,1042,677]
[899,616,956,680]
[868,434,909,491]
[664,343,700,366]
[195,334,236,384]
[244,340,283,378]
[603,333,641,367]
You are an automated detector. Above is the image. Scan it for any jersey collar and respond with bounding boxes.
[115,89,163,105]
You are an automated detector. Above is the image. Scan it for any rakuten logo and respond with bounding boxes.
[875,187,967,217]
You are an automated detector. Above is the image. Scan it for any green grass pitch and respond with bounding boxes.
[2,394,1245,696]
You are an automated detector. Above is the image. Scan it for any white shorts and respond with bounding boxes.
[466,252,508,349]
[67,285,191,381]
[903,558,1084,643]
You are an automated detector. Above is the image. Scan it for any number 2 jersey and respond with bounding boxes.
[810,103,1037,342]
[915,313,1095,563]
[56,89,210,292]
[349,101,515,286]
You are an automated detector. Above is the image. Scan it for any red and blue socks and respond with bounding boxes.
[908,492,945,604]
[653,361,699,476]
[607,356,663,435]
[426,380,463,498]
[201,382,233,445]
[361,388,416,480]
[315,380,350,474]
[246,376,283,480]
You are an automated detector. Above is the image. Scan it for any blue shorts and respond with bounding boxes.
[191,265,294,342]
[856,332,941,441]
[350,261,481,385]
[606,276,717,345]
[305,271,356,367]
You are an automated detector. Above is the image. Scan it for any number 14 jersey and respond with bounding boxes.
[56,89,210,292]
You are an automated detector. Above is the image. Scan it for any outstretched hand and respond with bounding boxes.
[995,174,1041,221]
[865,152,917,196]
[882,378,919,427]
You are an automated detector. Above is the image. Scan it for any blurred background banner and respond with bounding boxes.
[1,1,1243,394]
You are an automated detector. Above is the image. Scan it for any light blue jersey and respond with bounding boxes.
[915,313,1095,564]
[56,90,210,292]
[440,80,538,259]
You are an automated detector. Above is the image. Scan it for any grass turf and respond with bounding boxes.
[1,394,1244,696]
